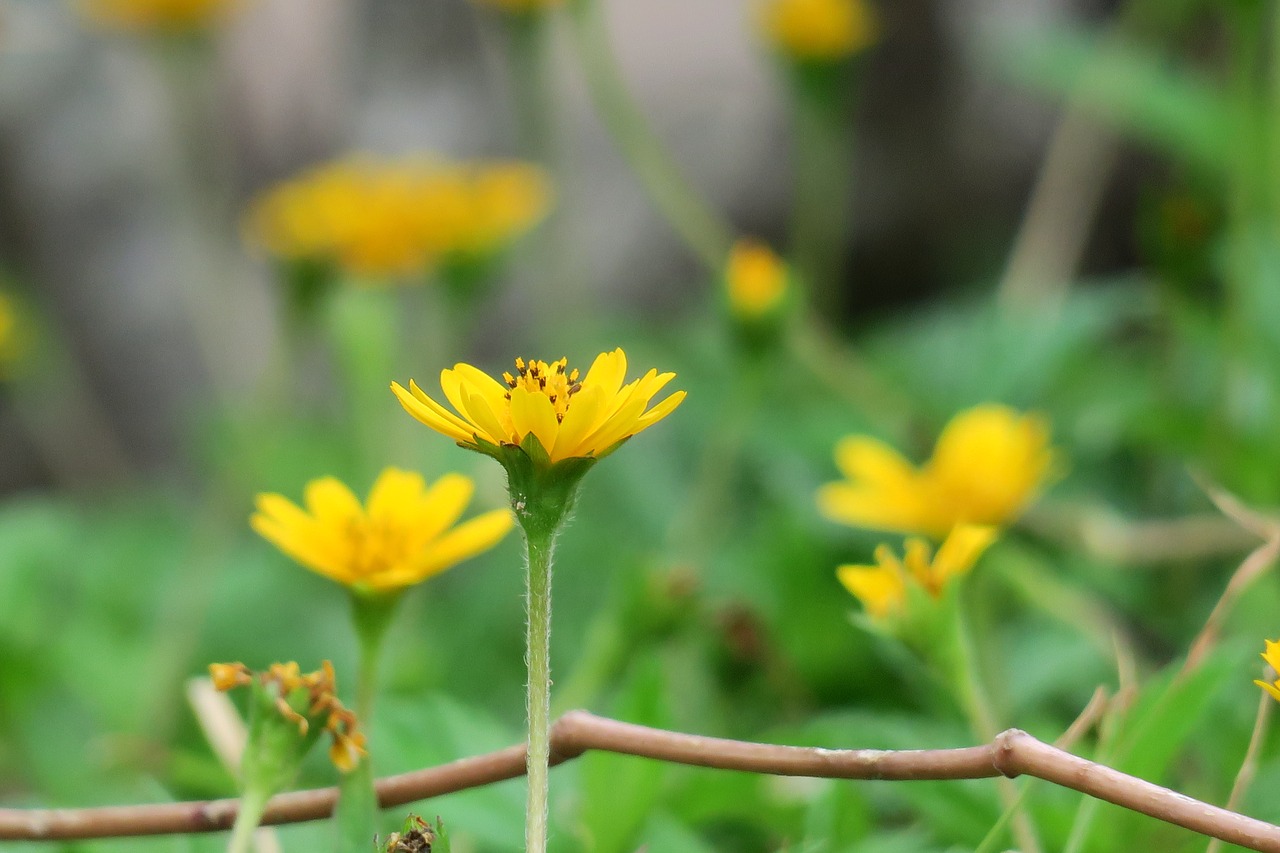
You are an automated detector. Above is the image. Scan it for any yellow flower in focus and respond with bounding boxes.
[837,524,997,619]
[760,0,878,62]
[818,405,1056,539]
[245,156,551,280]
[251,468,513,593]
[726,239,789,320]
[80,0,237,33]
[393,348,686,466]
[1254,639,1280,703]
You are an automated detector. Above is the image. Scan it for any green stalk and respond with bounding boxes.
[951,602,1043,853]
[567,0,733,270]
[788,64,854,313]
[225,787,268,853]
[523,525,557,853]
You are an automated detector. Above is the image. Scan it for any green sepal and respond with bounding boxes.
[336,755,379,853]
[468,433,597,538]
[239,679,325,801]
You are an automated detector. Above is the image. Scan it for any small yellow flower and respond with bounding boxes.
[725,239,789,320]
[1255,639,1280,703]
[760,0,878,62]
[818,404,1057,539]
[79,0,237,33]
[245,155,551,281]
[0,293,18,375]
[251,468,513,593]
[469,0,563,13]
[392,348,686,466]
[837,524,997,619]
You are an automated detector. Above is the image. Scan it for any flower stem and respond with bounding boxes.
[224,788,268,853]
[523,525,556,853]
[951,601,1043,853]
[567,0,733,270]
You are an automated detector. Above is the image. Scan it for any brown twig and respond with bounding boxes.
[1207,680,1275,853]
[4,712,1280,850]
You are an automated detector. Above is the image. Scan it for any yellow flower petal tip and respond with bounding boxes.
[245,155,551,281]
[819,404,1057,539]
[760,0,878,62]
[725,239,789,321]
[1258,639,1280,704]
[394,348,686,466]
[251,467,513,592]
[79,0,238,32]
[837,524,997,620]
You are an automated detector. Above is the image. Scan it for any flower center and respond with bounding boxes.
[345,517,412,578]
[502,357,582,423]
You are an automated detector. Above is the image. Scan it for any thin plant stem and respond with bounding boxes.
[224,789,268,853]
[1207,684,1274,853]
[524,526,556,853]
[567,0,733,270]
[953,601,1044,853]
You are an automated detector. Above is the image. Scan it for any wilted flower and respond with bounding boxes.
[837,524,997,619]
[210,660,367,773]
[393,348,686,470]
[252,468,513,593]
[245,155,551,281]
[818,404,1056,539]
[759,0,878,63]
[79,0,238,33]
[725,239,789,321]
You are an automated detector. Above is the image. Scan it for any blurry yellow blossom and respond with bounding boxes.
[0,293,17,375]
[245,155,551,280]
[726,239,789,320]
[393,348,686,467]
[818,405,1056,539]
[469,0,563,12]
[760,0,878,62]
[210,659,366,772]
[1255,639,1280,703]
[252,467,513,592]
[837,524,997,619]
[79,0,237,33]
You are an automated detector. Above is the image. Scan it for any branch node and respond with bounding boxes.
[992,728,1028,779]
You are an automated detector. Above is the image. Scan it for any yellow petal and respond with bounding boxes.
[815,482,935,535]
[412,473,476,544]
[461,389,511,445]
[367,467,426,520]
[550,385,606,461]
[581,348,627,400]
[931,524,998,586]
[834,436,918,486]
[304,477,364,526]
[374,508,513,588]
[451,362,511,415]
[509,386,559,455]
[392,382,474,443]
[1257,679,1280,704]
[836,563,906,619]
[408,379,477,435]
[250,512,356,585]
[631,389,686,432]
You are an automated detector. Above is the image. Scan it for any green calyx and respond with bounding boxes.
[471,433,597,538]
[240,680,324,801]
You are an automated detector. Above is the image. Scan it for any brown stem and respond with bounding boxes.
[4,712,1280,850]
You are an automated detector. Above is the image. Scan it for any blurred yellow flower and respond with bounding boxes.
[245,155,551,280]
[80,0,237,33]
[726,239,788,320]
[251,468,513,592]
[837,524,997,618]
[0,293,17,374]
[1255,639,1280,703]
[818,405,1056,539]
[760,0,878,62]
[393,348,686,466]
[469,0,563,12]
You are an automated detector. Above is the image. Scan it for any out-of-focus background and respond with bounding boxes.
[6,0,1280,851]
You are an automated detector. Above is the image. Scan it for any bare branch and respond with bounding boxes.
[3,713,1280,850]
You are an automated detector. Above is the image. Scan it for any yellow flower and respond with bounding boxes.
[1255,639,1280,703]
[818,404,1056,539]
[251,468,513,593]
[79,0,237,32]
[392,348,686,466]
[760,0,878,62]
[0,293,17,375]
[245,155,551,280]
[725,239,789,320]
[836,524,997,619]
[469,0,563,13]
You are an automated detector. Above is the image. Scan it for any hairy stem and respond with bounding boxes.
[524,527,556,853]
